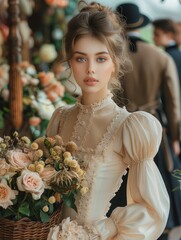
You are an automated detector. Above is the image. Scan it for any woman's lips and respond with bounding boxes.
[84,77,98,86]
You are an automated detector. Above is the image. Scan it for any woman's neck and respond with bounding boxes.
[81,90,110,105]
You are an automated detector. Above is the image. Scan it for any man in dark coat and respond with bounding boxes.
[153,19,181,98]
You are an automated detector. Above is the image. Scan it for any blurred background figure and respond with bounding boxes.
[108,3,181,240]
[175,22,181,47]
[153,18,181,96]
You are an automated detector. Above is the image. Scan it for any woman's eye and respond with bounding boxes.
[76,57,86,62]
[97,57,106,62]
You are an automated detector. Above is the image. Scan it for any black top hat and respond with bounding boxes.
[116,3,150,30]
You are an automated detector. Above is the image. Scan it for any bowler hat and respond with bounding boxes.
[116,3,150,30]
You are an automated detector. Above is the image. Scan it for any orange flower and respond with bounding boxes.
[29,116,41,126]
[0,179,18,209]
[38,72,53,87]
[45,0,68,8]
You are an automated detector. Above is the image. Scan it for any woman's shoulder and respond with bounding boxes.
[118,108,161,126]
[52,104,76,117]
[46,104,75,136]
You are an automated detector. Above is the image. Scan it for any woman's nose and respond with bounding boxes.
[87,61,95,74]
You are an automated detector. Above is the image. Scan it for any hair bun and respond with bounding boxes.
[79,1,107,13]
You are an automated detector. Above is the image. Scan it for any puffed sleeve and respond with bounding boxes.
[94,111,170,240]
[111,111,170,239]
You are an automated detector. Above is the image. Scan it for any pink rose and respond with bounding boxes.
[7,150,32,169]
[40,166,56,182]
[17,169,45,200]
[0,179,18,209]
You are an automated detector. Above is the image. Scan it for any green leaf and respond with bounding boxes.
[18,202,30,216]
[62,192,77,212]
[0,110,4,129]
[48,203,54,214]
[40,210,50,223]
[44,138,52,149]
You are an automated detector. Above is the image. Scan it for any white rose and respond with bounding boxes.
[39,44,57,63]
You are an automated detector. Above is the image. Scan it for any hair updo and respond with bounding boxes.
[63,1,130,91]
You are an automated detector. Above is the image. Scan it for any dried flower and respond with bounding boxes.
[65,141,78,154]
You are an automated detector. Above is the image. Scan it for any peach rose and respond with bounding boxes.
[17,169,45,200]
[38,72,52,87]
[0,159,10,175]
[0,179,18,209]
[7,150,32,169]
[47,91,58,102]
[45,82,65,97]
[40,166,56,182]
[29,116,41,126]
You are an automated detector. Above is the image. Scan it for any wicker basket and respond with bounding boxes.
[0,206,62,240]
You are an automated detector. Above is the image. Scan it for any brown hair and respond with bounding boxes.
[63,1,130,92]
[152,19,177,34]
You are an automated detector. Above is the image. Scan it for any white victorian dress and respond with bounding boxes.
[46,94,170,240]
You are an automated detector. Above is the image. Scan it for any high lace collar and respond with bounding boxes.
[75,92,114,112]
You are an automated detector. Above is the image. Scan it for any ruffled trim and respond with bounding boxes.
[47,217,100,240]
[76,92,113,112]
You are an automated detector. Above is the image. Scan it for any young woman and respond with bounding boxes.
[47,2,169,239]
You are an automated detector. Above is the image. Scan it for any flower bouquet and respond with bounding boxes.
[0,132,86,239]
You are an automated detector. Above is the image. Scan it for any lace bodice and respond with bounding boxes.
[46,95,170,240]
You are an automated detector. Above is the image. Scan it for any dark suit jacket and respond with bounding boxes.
[118,36,180,141]
[165,44,181,90]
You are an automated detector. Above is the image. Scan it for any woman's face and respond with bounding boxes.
[69,35,115,98]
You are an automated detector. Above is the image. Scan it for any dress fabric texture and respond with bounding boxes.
[46,95,170,240]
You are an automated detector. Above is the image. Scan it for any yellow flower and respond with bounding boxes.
[35,149,43,158]
[42,205,49,212]
[69,160,78,168]
[28,164,36,172]
[53,155,61,161]
[35,164,44,173]
[0,143,6,149]
[50,148,57,156]
[21,136,31,145]
[64,158,71,166]
[48,196,56,204]
[13,131,18,137]
[38,160,45,166]
[53,146,62,155]
[4,136,11,141]
[31,142,39,150]
[63,151,71,158]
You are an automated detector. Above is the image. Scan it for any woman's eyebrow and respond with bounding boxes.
[73,51,109,55]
